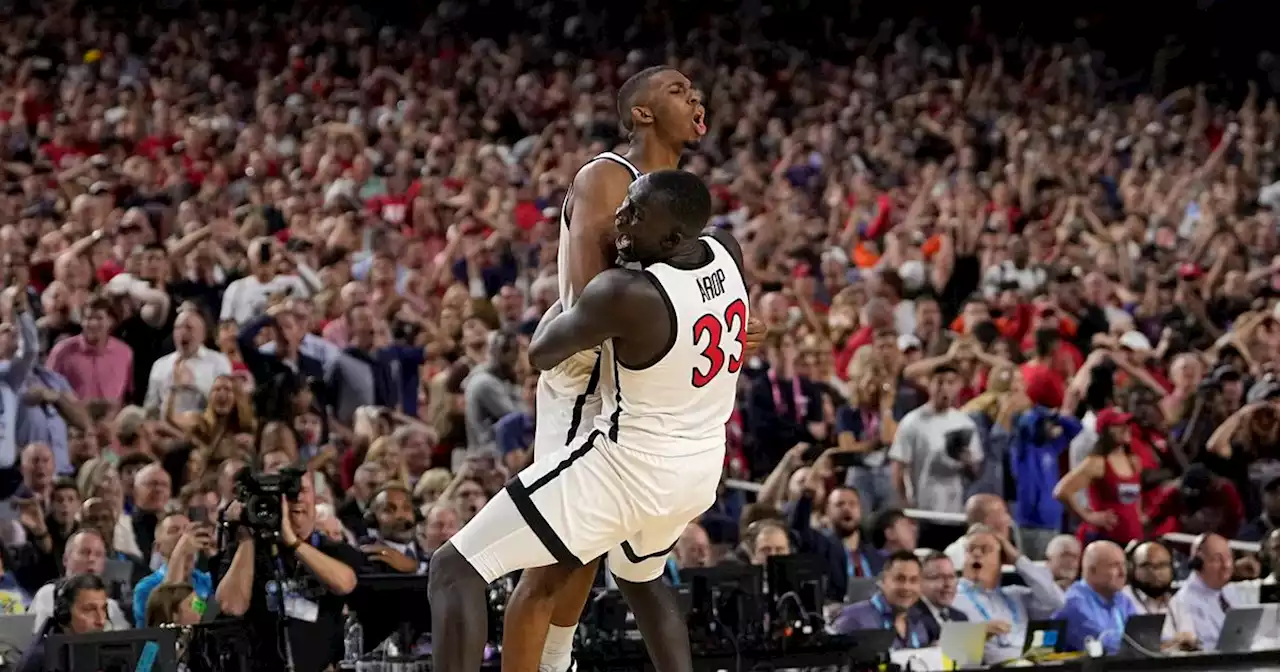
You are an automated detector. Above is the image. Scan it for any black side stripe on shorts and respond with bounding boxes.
[564,355,603,447]
[621,539,679,564]
[607,355,622,442]
[506,478,581,568]
[529,429,601,495]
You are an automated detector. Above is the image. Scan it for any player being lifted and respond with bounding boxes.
[497,66,763,672]
[430,169,752,672]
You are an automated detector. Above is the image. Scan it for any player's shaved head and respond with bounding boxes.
[617,65,676,133]
[633,170,712,235]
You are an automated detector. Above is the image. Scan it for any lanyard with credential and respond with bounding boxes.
[872,595,921,648]
[961,582,1018,646]
[846,547,872,578]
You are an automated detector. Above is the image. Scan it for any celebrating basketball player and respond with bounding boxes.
[430,170,751,672]
[497,66,762,672]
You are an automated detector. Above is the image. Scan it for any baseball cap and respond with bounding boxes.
[897,334,923,353]
[1247,378,1280,404]
[1094,407,1134,432]
[1118,331,1152,352]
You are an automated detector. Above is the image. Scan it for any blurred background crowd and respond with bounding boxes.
[1,0,1280,668]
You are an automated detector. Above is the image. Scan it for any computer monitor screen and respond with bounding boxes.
[45,628,178,672]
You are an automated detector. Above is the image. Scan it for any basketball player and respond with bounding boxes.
[430,170,749,672]
[510,66,763,672]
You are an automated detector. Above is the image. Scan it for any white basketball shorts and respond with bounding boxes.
[451,428,723,584]
[533,351,603,458]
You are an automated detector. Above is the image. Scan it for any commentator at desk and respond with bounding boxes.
[213,470,361,672]
[16,574,109,672]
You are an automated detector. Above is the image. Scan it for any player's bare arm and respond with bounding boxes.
[566,160,634,297]
[529,268,669,372]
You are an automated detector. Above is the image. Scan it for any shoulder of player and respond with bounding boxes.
[579,268,666,315]
[704,226,745,275]
[571,157,635,195]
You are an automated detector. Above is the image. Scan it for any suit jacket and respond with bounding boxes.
[914,599,969,643]
[237,314,329,419]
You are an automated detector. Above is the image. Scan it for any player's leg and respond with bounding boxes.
[432,432,615,672]
[429,487,559,672]
[506,370,602,672]
[607,526,695,672]
[502,559,598,672]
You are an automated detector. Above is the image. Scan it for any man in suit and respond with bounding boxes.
[915,550,969,642]
[360,484,425,574]
[235,303,327,421]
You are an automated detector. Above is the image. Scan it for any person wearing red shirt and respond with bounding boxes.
[1147,464,1245,540]
[1054,407,1145,545]
[1021,327,1066,410]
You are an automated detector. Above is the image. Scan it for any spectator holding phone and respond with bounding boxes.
[132,512,214,625]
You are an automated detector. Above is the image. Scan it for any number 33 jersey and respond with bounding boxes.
[595,235,749,457]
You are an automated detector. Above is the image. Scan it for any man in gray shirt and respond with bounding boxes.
[464,329,525,452]
[890,364,984,514]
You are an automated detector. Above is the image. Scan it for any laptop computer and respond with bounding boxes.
[1022,619,1067,658]
[845,578,877,603]
[0,613,36,646]
[939,620,986,667]
[1217,606,1265,653]
[847,628,897,662]
[1119,614,1164,657]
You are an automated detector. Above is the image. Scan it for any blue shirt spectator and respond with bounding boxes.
[493,410,534,464]
[1053,579,1137,654]
[1012,407,1082,529]
[16,366,82,475]
[133,566,213,626]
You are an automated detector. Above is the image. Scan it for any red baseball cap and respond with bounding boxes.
[1094,407,1133,432]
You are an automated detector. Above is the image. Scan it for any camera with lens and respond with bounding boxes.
[233,468,304,536]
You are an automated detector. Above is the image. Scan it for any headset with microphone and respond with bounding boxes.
[48,574,109,635]
[363,483,425,532]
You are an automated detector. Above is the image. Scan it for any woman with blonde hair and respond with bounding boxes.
[413,468,453,506]
[76,459,143,558]
[166,374,258,450]
[837,348,900,511]
[366,436,410,486]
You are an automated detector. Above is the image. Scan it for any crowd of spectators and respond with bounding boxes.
[0,0,1280,669]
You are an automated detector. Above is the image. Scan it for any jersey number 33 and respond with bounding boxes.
[690,298,748,388]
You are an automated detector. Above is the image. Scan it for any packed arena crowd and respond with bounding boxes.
[0,0,1279,670]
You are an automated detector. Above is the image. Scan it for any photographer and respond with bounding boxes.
[214,470,360,672]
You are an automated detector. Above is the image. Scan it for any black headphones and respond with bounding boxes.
[51,574,108,631]
[1124,539,1140,576]
[364,483,425,531]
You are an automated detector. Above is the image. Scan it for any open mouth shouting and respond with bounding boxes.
[693,108,707,137]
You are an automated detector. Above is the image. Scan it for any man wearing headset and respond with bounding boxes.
[360,483,426,574]
[29,529,130,633]
[1169,533,1247,651]
[1120,540,1198,650]
[17,574,109,672]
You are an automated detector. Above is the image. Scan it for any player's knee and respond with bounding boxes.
[516,564,579,600]
[429,543,482,592]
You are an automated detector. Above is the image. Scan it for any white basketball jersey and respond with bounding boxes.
[595,236,749,457]
[556,151,642,310]
[535,152,643,453]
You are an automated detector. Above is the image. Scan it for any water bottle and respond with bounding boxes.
[343,614,364,663]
